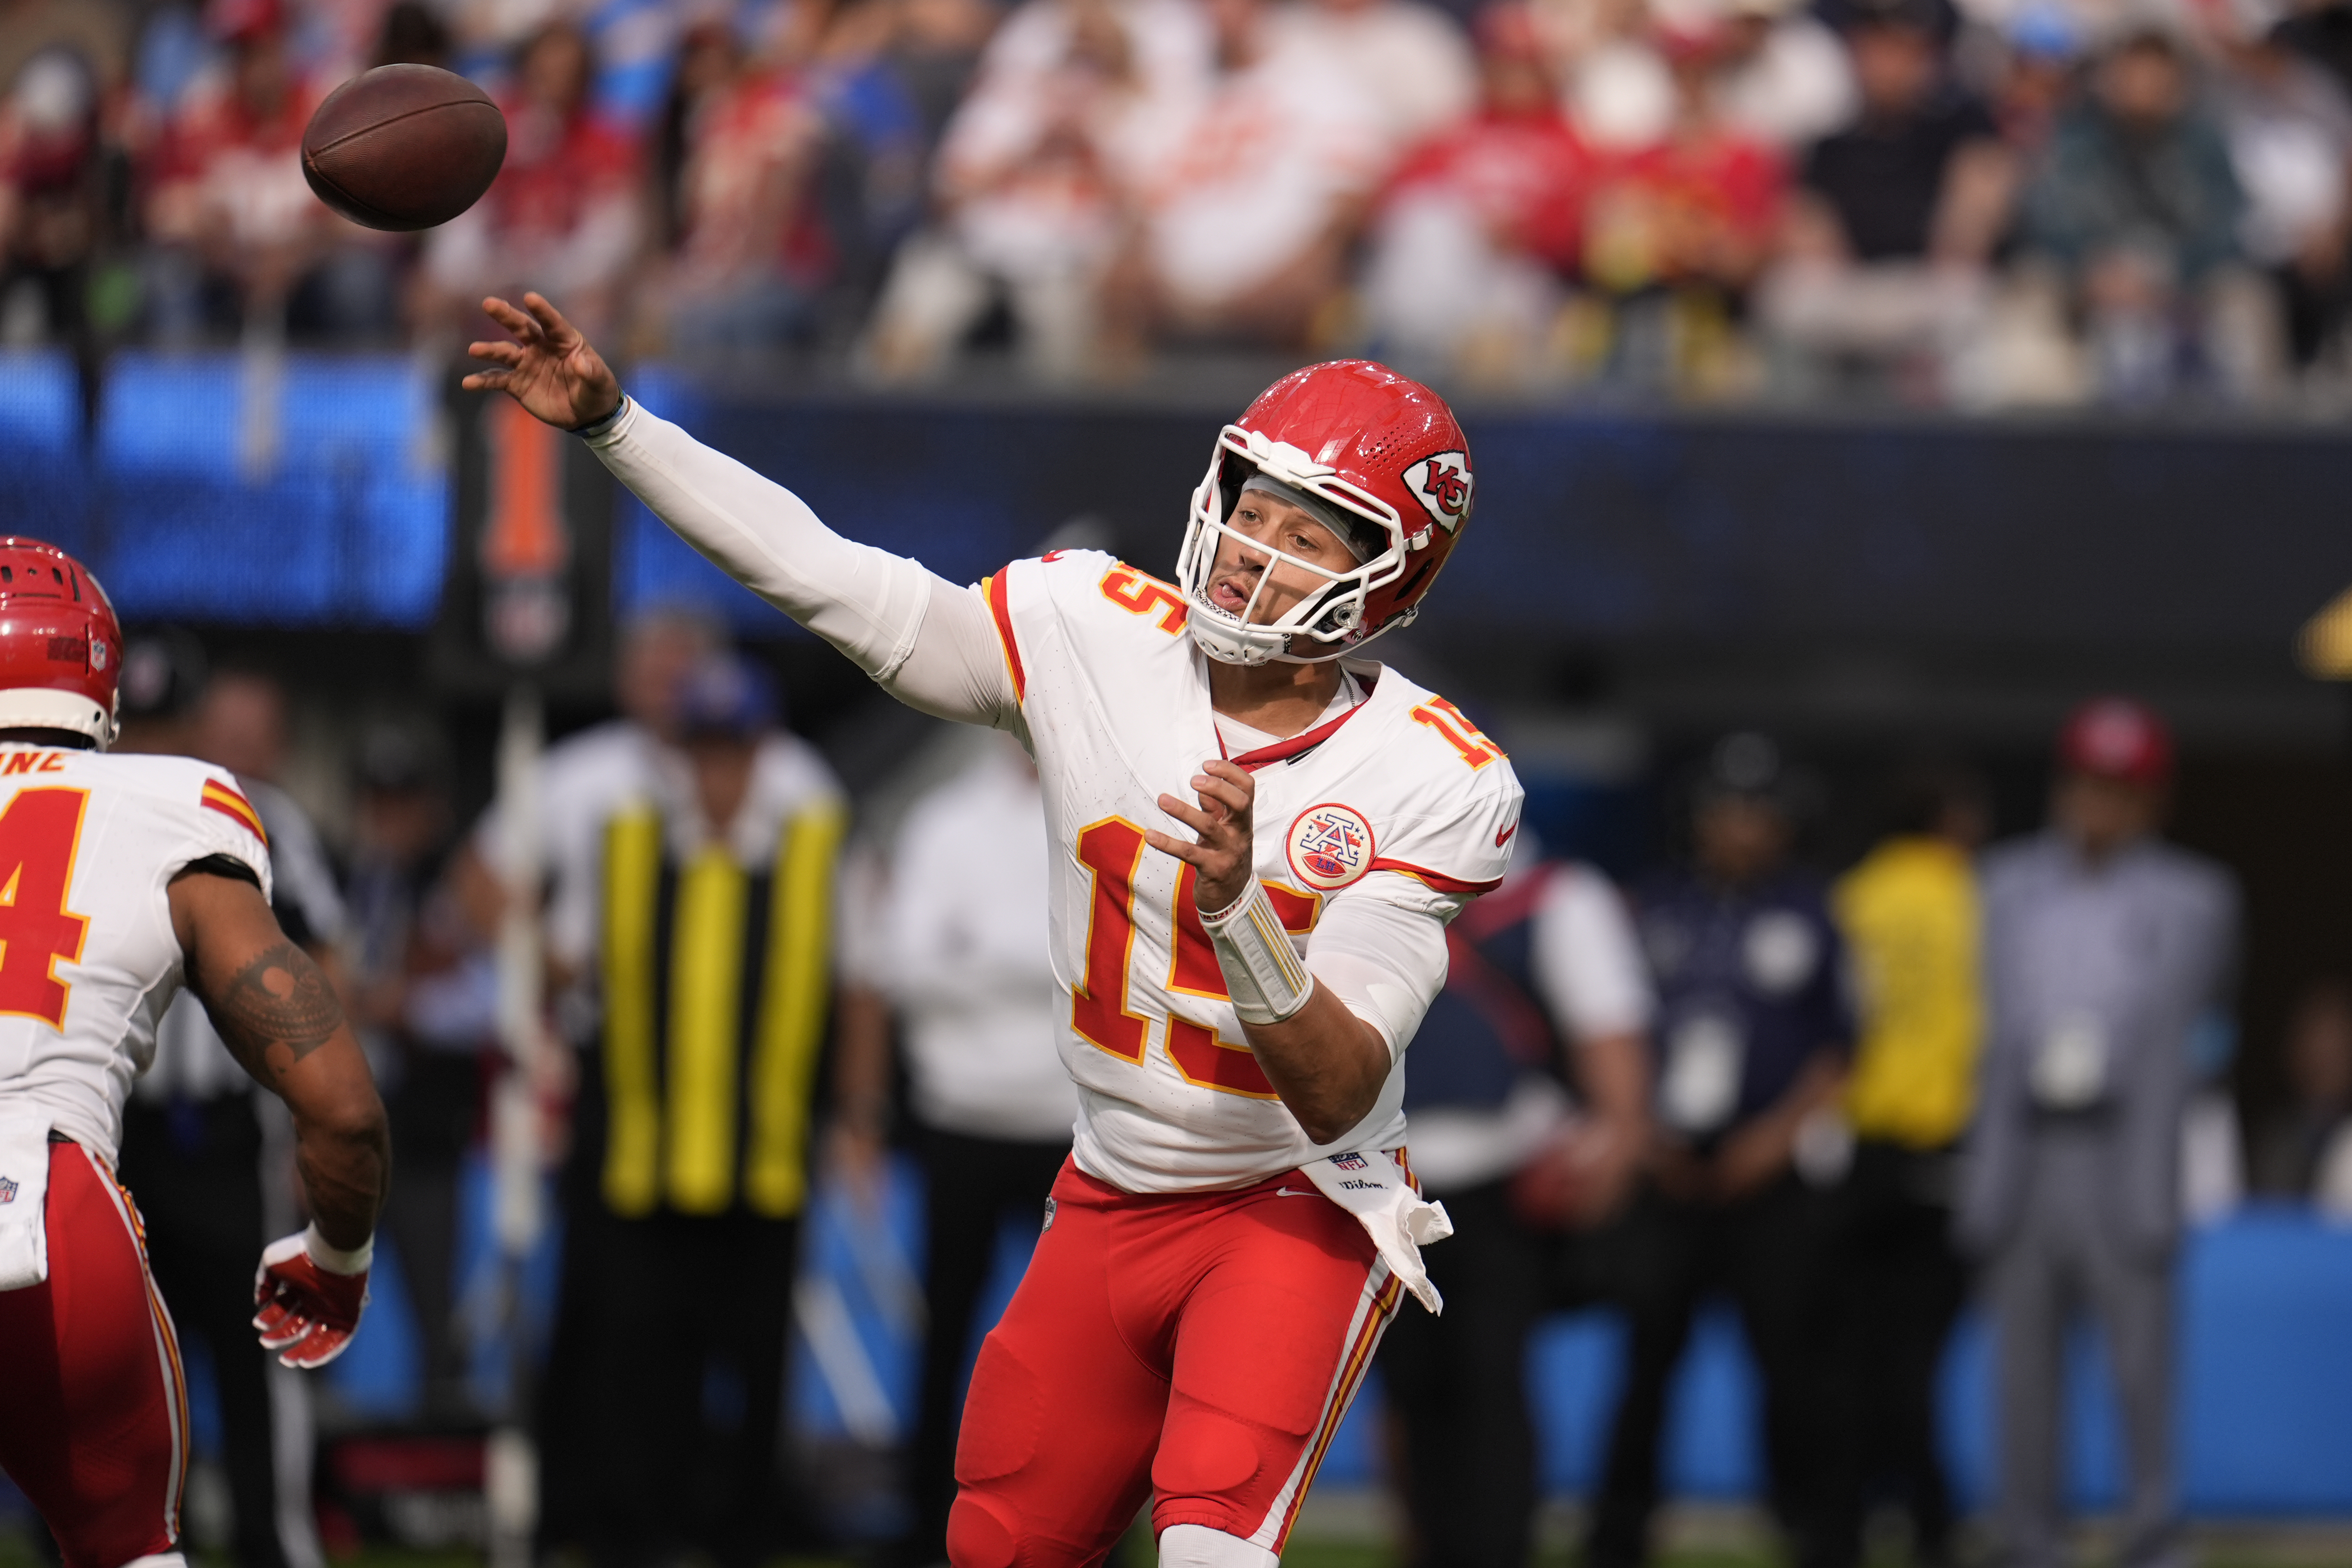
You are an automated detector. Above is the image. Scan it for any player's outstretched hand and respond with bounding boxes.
[1150,758,1256,912]
[252,1228,371,1370]
[463,292,622,431]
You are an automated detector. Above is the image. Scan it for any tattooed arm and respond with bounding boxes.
[169,867,389,1250]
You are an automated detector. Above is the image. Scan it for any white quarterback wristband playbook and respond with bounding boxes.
[1203,881,1315,1026]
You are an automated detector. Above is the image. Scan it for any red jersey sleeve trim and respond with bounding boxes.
[1367,858,1502,896]
[200,780,269,847]
[983,568,1026,704]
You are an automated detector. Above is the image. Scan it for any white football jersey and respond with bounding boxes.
[987,550,1523,1192]
[0,746,273,1166]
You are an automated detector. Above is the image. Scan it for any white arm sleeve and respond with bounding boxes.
[584,397,1019,729]
[1305,874,1460,1062]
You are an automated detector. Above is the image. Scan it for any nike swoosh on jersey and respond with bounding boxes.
[1275,1187,1315,1198]
[1496,819,1519,848]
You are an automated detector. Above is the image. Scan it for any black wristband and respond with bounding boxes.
[569,394,629,439]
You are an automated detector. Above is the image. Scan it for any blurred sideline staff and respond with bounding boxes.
[458,605,718,1550]
[1589,733,1856,1568]
[551,652,845,1568]
[1829,758,1989,1568]
[833,732,1077,1567]
[1378,830,1653,1568]
[1961,699,2238,1568]
[342,723,489,1422]
[116,660,342,1568]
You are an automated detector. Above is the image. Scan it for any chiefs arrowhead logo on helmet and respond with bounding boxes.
[1404,452,1472,534]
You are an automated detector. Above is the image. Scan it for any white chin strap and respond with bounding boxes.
[0,686,114,749]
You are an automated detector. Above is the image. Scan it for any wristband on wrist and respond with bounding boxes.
[569,393,629,439]
[1203,881,1315,1026]
[302,1222,374,1276]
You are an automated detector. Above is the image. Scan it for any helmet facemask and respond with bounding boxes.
[1175,425,1419,667]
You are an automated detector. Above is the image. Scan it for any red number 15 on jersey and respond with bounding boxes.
[1071,817,1320,1099]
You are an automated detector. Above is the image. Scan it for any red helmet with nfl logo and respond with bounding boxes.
[1176,360,1474,665]
[0,539,122,748]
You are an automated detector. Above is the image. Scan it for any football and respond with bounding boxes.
[301,64,506,232]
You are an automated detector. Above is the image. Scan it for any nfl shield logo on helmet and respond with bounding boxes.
[1287,803,1375,892]
[0,1175,16,1205]
[1403,452,1473,533]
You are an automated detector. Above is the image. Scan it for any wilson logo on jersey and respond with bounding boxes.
[1403,452,1472,533]
[1286,804,1375,892]
[200,780,269,845]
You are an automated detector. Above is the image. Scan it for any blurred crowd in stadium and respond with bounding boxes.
[14,0,2352,405]
[75,595,2352,1568]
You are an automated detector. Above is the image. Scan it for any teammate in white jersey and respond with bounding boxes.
[0,540,389,1568]
[467,293,1519,1568]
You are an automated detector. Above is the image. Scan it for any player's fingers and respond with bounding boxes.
[257,1315,308,1351]
[1142,828,1205,865]
[479,295,538,340]
[281,1324,352,1370]
[1190,773,1251,819]
[1201,758,1254,794]
[1155,793,1217,835]
[466,339,524,366]
[520,290,575,344]
[458,371,508,393]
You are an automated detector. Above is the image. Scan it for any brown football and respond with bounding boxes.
[301,64,506,232]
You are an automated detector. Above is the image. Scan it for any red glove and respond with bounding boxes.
[252,1226,372,1369]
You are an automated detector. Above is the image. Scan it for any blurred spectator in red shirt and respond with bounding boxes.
[1755,0,2015,400]
[0,45,108,351]
[419,20,641,342]
[1100,0,1386,360]
[1361,3,1595,381]
[1573,22,1785,392]
[144,0,398,344]
[1268,0,1478,158]
[860,0,1197,380]
[641,21,830,356]
[2020,27,2281,401]
[2206,4,2352,370]
[1582,24,1784,305]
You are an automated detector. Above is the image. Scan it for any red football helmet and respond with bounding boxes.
[1176,360,1475,665]
[0,539,122,748]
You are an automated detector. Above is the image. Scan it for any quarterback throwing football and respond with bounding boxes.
[469,293,1520,1568]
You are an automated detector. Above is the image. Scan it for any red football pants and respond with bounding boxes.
[946,1159,1402,1568]
[0,1141,187,1568]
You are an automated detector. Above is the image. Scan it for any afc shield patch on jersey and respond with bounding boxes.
[1403,451,1473,533]
[1287,802,1375,892]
